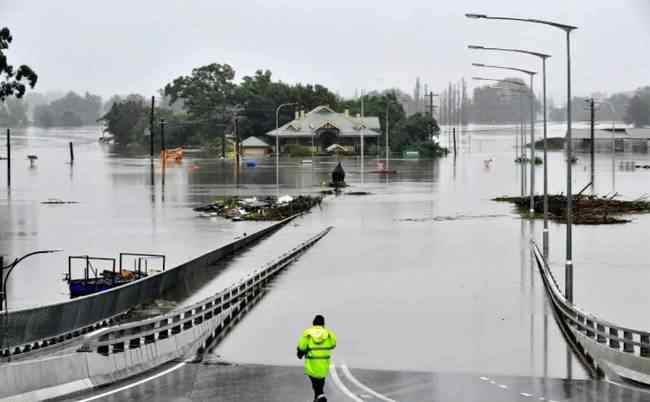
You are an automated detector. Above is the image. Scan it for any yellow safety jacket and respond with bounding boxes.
[297,325,337,379]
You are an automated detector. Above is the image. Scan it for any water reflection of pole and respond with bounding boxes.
[529,220,535,376]
[160,119,166,193]
[520,95,525,196]
[234,116,240,188]
[543,288,549,377]
[275,102,297,196]
[360,91,365,184]
[150,96,155,158]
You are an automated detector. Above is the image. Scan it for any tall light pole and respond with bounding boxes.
[469,45,551,257]
[384,97,400,171]
[360,90,365,184]
[274,102,297,196]
[1,249,62,312]
[473,63,537,216]
[466,12,577,303]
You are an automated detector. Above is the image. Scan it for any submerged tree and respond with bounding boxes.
[164,63,237,118]
[0,27,37,102]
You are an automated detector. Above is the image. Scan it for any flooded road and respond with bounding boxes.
[2,125,650,380]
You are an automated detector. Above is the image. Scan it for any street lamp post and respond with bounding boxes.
[470,45,551,257]
[473,63,537,216]
[466,12,577,303]
[1,249,62,312]
[274,102,298,196]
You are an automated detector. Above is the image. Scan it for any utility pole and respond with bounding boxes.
[160,119,166,155]
[0,255,4,313]
[234,116,240,172]
[149,96,155,158]
[5,129,10,188]
[589,98,595,189]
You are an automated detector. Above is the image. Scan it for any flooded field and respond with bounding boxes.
[2,125,650,379]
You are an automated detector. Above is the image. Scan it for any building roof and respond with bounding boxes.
[267,105,380,138]
[570,128,628,140]
[241,136,271,148]
[625,128,650,139]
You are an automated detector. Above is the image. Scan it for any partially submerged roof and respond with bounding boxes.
[571,128,628,140]
[241,136,271,148]
[267,105,380,138]
[571,128,650,140]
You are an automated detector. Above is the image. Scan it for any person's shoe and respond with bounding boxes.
[316,395,327,401]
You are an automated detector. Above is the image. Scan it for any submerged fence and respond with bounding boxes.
[1,216,297,351]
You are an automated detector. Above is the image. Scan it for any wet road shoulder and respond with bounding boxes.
[56,360,650,401]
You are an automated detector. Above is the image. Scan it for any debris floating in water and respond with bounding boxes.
[494,194,650,224]
[193,195,323,221]
[41,198,79,205]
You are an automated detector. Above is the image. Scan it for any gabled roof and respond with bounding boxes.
[267,105,380,138]
[241,136,271,148]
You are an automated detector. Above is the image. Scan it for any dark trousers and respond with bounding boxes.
[309,376,325,400]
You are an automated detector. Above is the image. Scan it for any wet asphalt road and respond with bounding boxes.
[59,359,650,402]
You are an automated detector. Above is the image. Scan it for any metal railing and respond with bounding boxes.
[78,226,333,356]
[532,242,650,359]
[0,216,299,357]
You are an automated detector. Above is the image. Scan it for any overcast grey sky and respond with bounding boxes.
[3,0,650,104]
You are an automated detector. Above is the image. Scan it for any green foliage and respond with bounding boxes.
[99,97,148,145]
[203,136,233,155]
[0,27,37,102]
[391,113,440,152]
[339,91,406,137]
[284,144,312,157]
[414,142,448,158]
[164,63,236,118]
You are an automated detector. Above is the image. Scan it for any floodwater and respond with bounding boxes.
[2,124,650,380]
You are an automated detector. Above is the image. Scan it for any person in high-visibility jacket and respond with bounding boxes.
[297,314,337,402]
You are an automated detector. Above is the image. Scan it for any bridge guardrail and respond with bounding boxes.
[0,215,300,356]
[0,227,333,401]
[78,226,333,356]
[532,242,650,362]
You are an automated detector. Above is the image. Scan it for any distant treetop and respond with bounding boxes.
[0,27,37,102]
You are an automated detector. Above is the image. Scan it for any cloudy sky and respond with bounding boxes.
[3,0,650,104]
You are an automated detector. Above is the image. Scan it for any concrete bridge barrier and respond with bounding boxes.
[0,226,332,401]
[1,215,299,354]
[532,242,650,385]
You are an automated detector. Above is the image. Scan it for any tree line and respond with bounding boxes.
[98,63,441,155]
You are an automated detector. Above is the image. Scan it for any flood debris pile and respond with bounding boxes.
[194,195,323,221]
[494,194,650,224]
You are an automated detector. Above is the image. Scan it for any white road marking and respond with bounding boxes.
[480,377,489,381]
[498,384,508,389]
[521,392,533,397]
[330,364,364,402]
[75,361,187,402]
[340,363,398,402]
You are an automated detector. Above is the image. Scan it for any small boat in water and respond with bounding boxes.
[66,253,165,298]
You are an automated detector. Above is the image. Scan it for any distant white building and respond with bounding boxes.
[267,105,380,153]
